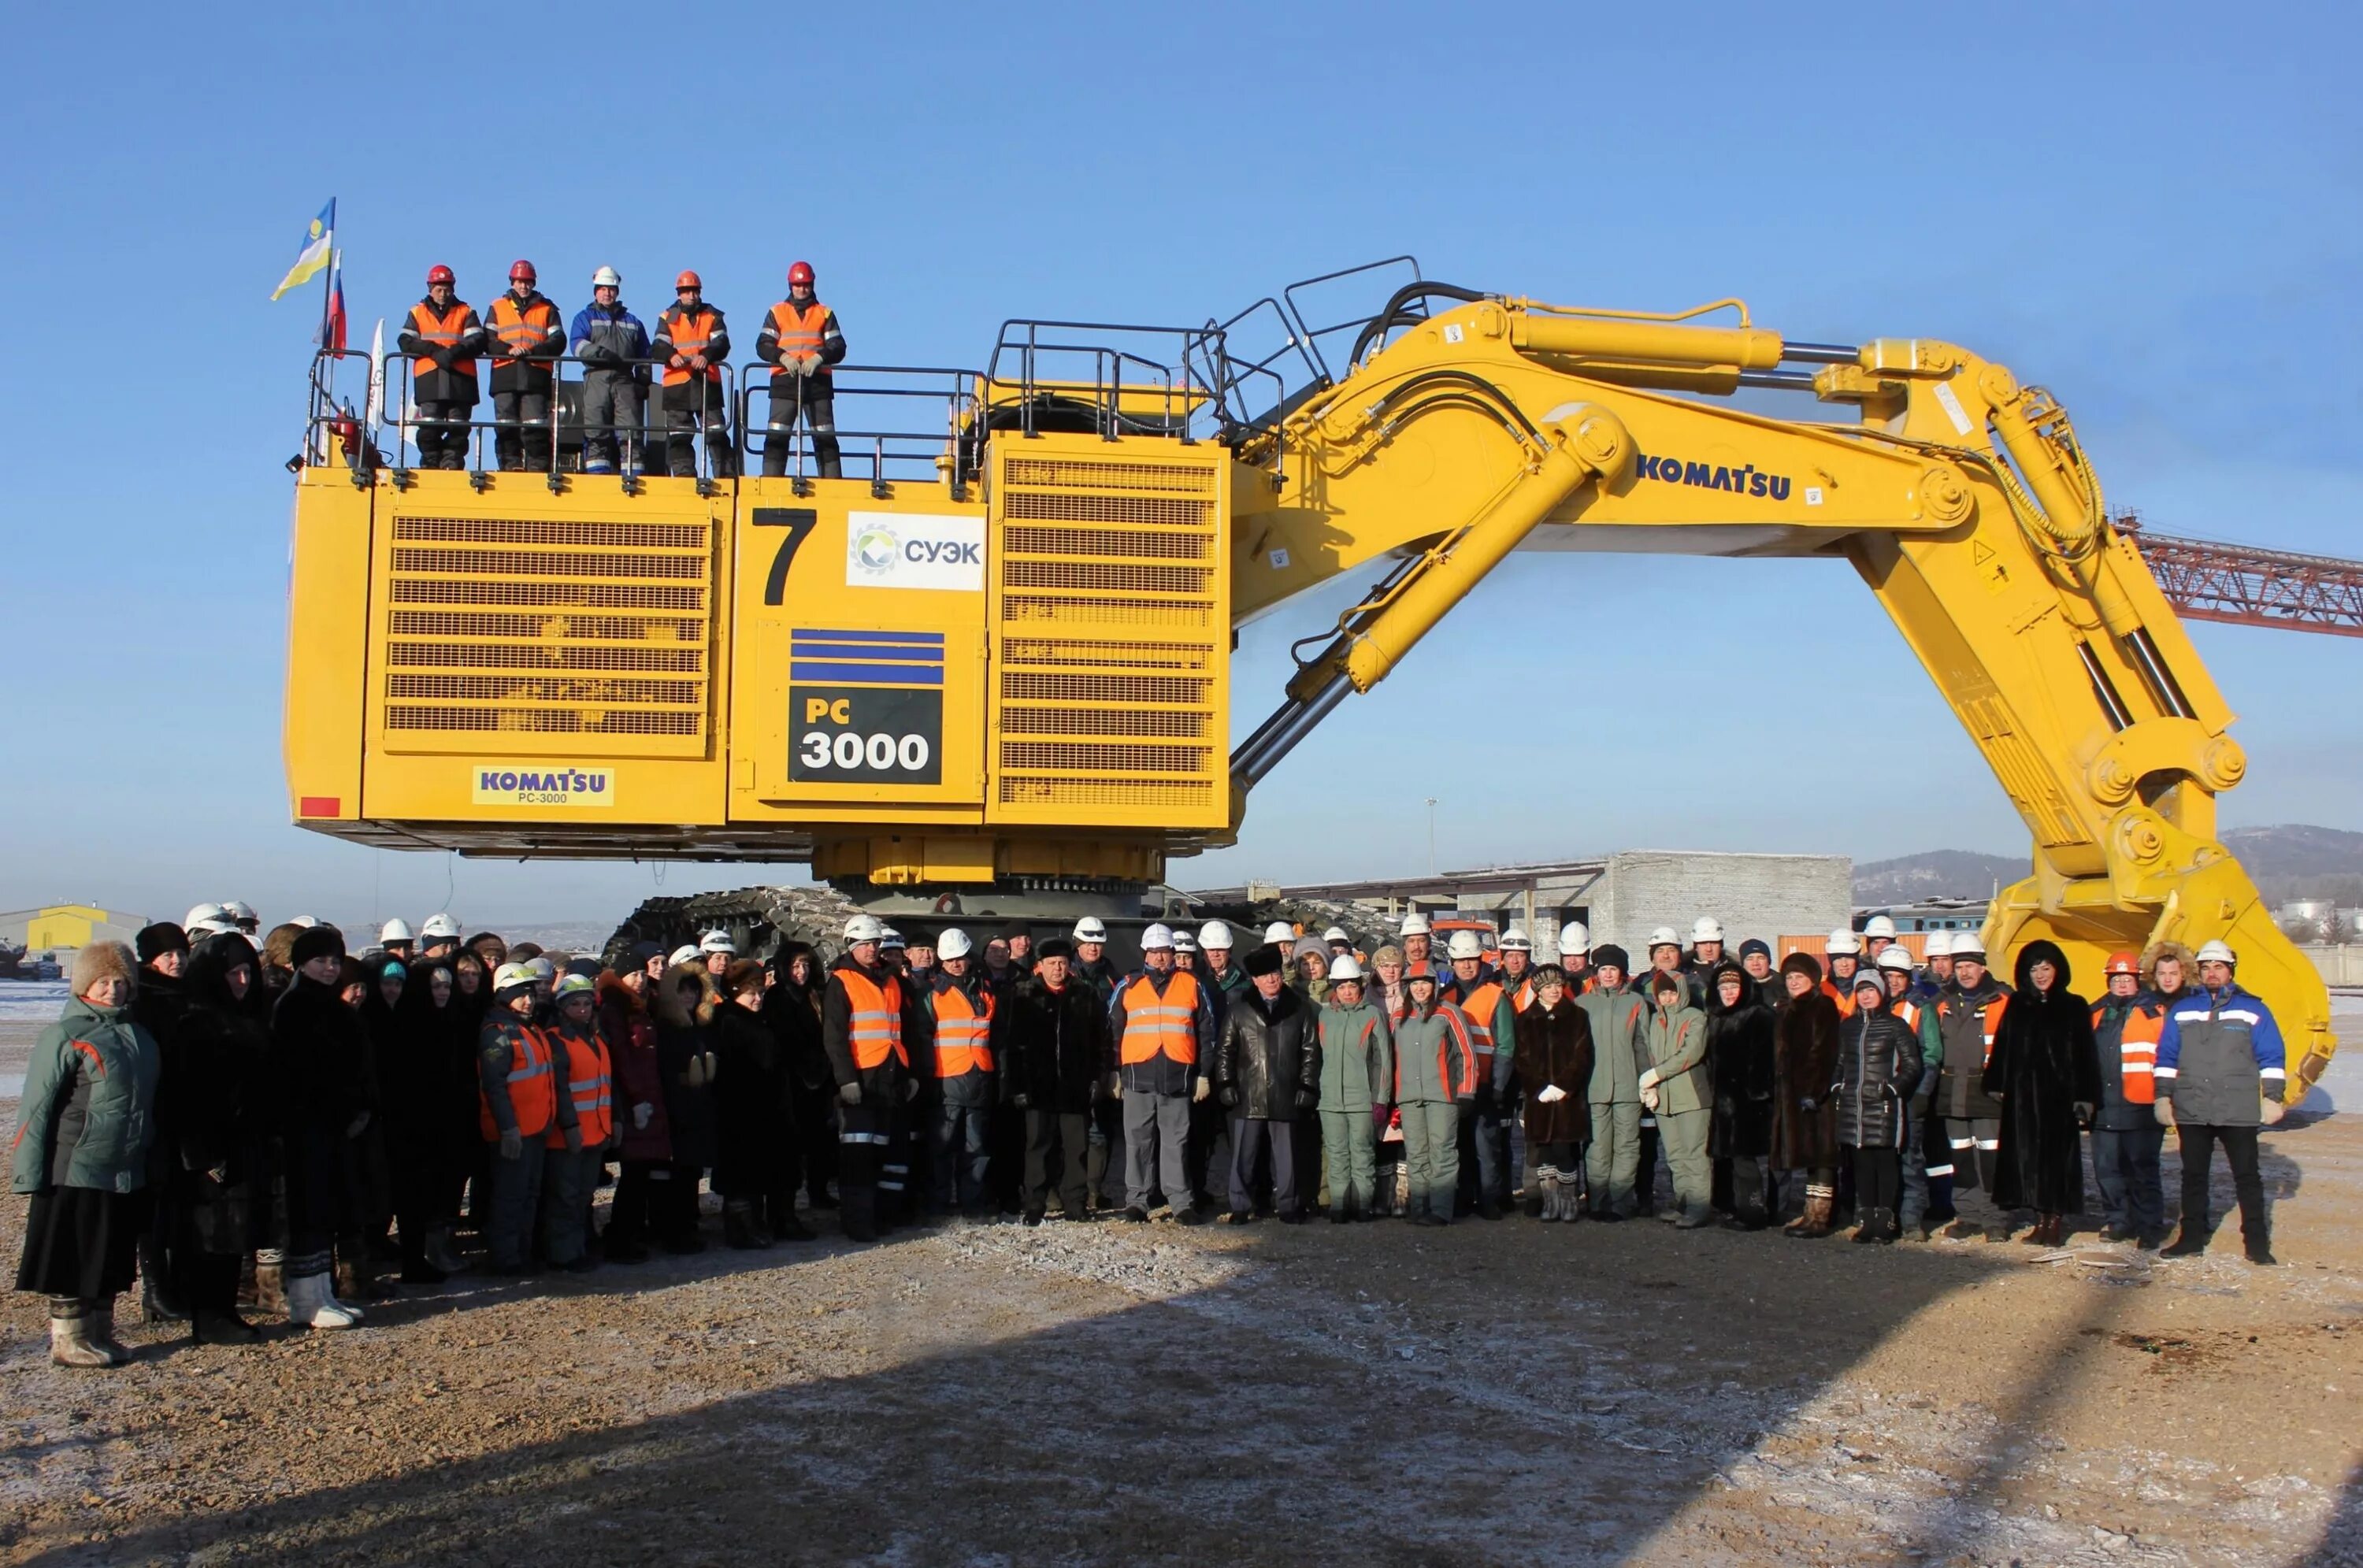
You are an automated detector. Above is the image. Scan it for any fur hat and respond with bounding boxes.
[2139,940,2194,991]
[71,941,138,998]
[1035,936,1074,961]
[1370,943,1405,969]
[725,958,768,996]
[1590,943,1630,975]
[291,925,347,969]
[135,922,190,962]
[1780,950,1823,982]
[1244,943,1285,978]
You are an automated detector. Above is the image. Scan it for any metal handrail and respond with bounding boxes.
[985,317,1223,441]
[736,363,982,493]
[1280,254,1420,381]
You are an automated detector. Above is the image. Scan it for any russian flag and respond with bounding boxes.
[316,253,347,353]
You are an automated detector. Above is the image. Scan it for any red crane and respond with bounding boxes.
[2117,515,2363,639]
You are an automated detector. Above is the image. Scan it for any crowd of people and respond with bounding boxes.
[9,899,2293,1368]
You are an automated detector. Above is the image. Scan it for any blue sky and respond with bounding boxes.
[2,3,2357,931]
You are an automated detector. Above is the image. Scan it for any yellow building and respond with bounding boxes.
[0,905,149,955]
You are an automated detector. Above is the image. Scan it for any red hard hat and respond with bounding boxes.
[788,261,815,287]
[2104,951,2140,977]
[509,259,536,283]
[675,269,703,291]
[426,264,455,287]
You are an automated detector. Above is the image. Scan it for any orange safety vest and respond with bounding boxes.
[1940,992,2009,1068]
[479,1022,557,1140]
[407,299,478,379]
[547,1027,614,1148]
[1118,969,1202,1067]
[1459,980,1507,1062]
[2095,999,2163,1105]
[658,302,724,385]
[488,292,560,369]
[1823,969,1868,1018]
[1506,973,1536,1014]
[929,982,996,1077]
[766,298,831,374]
[840,968,908,1071]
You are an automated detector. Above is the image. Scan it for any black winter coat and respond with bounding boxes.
[711,999,792,1195]
[1833,999,1923,1149]
[1004,978,1109,1115]
[1705,969,1777,1160]
[172,936,271,1254]
[1513,997,1593,1146]
[1215,985,1318,1120]
[1771,988,1842,1171]
[269,973,373,1242]
[1984,940,2101,1214]
[382,961,457,1158]
[651,963,721,1168]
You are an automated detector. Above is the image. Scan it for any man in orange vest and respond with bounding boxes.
[486,260,562,471]
[922,928,998,1218]
[478,961,577,1272]
[2090,951,2168,1246]
[653,271,733,480]
[823,913,918,1242]
[1442,929,1519,1219]
[756,260,846,479]
[1105,923,1215,1223]
[397,264,486,470]
[540,974,614,1271]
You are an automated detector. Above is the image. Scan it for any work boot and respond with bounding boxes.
[50,1310,111,1369]
[137,1236,187,1324]
[190,1307,263,1346]
[1788,1186,1836,1240]
[2245,1238,2279,1266]
[2161,1225,2208,1258]
[85,1300,132,1365]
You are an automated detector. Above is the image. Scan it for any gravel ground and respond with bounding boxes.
[0,987,2357,1566]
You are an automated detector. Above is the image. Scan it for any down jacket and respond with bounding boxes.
[1215,984,1319,1119]
[1832,992,1924,1149]
[11,994,160,1195]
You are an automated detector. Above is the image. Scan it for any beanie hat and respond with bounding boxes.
[1001,923,1032,942]
[1780,951,1823,982]
[1244,943,1285,978]
[136,922,191,962]
[291,926,347,969]
[1738,937,1771,962]
[627,940,666,967]
[71,941,138,998]
[1647,969,1683,996]
[1590,943,1630,975]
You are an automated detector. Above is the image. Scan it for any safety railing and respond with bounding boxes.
[985,319,1228,443]
[734,364,984,498]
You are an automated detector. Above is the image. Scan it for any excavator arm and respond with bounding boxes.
[1223,291,2336,1096]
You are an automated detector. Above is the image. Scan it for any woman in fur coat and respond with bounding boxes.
[1983,939,2101,1246]
[651,962,722,1247]
[1771,951,1842,1238]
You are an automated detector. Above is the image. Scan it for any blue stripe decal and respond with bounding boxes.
[792,628,946,646]
[787,642,944,661]
[791,662,944,685]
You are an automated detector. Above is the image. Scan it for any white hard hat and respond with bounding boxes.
[592,265,622,287]
[1647,926,1681,951]
[380,918,414,944]
[1322,925,1350,944]
[1950,932,1986,959]
[289,915,321,930]
[844,914,885,943]
[554,973,597,1001]
[526,956,555,980]
[699,929,736,955]
[493,962,537,992]
[1446,930,1485,961]
[2195,940,2237,966]
[1263,921,1296,945]
[1557,921,1590,958]
[937,928,973,960]
[187,919,236,939]
[880,926,906,949]
[1172,929,1198,954]
[184,903,228,931]
[1399,912,1430,936]
[419,912,461,940]
[1073,916,1109,943]
[1877,946,1915,973]
[1330,954,1364,981]
[1691,917,1724,943]
[221,901,258,925]
[1827,929,1864,955]
[669,944,702,968]
[1864,914,1898,940]
[1198,921,1233,950]
[1501,927,1533,952]
[1141,923,1175,950]
[1923,931,1953,959]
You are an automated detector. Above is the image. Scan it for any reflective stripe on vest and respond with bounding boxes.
[2098,1000,2163,1105]
[480,1024,556,1140]
[1119,970,1201,1066]
[768,298,829,371]
[1510,977,1535,1014]
[1460,981,1505,1060]
[931,983,996,1077]
[408,300,477,379]
[840,969,907,1071]
[488,295,558,369]
[659,303,722,385]
[549,1029,613,1147]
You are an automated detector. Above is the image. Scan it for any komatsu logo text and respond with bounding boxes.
[471,765,614,808]
[1633,452,1792,500]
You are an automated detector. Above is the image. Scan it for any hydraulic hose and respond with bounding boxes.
[1345,282,1491,369]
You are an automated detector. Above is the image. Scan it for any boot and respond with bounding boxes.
[723,1200,773,1250]
[1788,1184,1836,1240]
[50,1310,112,1369]
[286,1272,361,1329]
[252,1261,287,1315]
[2161,1225,2207,1257]
[840,1184,880,1244]
[84,1299,133,1364]
[190,1307,263,1345]
[137,1236,188,1324]
[427,1225,468,1275]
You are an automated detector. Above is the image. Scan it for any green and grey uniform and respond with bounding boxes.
[1576,984,1651,1217]
[1644,1000,1714,1222]
[1316,999,1393,1215]
[1393,999,1476,1221]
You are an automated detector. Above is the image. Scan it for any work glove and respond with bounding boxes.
[564,1125,584,1154]
[1219,1087,1239,1109]
[1537,1084,1567,1104]
[2073,1101,2095,1126]
[1192,1078,1211,1103]
[345,1112,370,1139]
[2154,1099,2176,1128]
[1011,1093,1032,1111]
[903,1079,920,1103]
[499,1129,522,1161]
[1293,1088,1318,1111]
[632,1102,653,1131]
[1109,1077,1125,1101]
[2261,1096,2287,1126]
[792,353,818,378]
[1640,1084,1660,1113]
[1637,1068,1660,1094]
[840,1081,863,1106]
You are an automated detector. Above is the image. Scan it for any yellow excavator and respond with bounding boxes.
[284,258,2335,1095]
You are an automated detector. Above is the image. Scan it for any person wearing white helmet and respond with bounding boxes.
[1497,928,1537,1011]
[668,943,703,972]
[417,913,462,958]
[571,265,650,477]
[380,918,416,961]
[1438,928,1518,1218]
[1323,925,1353,959]
[2155,939,2285,1265]
[699,929,736,980]
[1684,917,1727,992]
[1070,917,1117,1003]
[1186,920,1245,1210]
[477,955,580,1275]
[1397,911,1434,972]
[1927,930,2012,1241]
[1555,921,1593,993]
[1107,922,1215,1224]
[823,913,918,1241]
[918,929,1000,1220]
[184,903,230,936]
[222,901,261,937]
[1912,930,1953,1003]
[1824,929,1867,1013]
[1860,914,1900,970]
[1170,928,1200,971]
[1261,920,1296,949]
[1313,954,1393,1221]
[538,973,614,1271]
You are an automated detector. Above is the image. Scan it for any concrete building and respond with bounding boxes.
[0,904,148,956]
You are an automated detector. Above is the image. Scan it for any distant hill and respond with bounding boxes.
[1856,826,2363,910]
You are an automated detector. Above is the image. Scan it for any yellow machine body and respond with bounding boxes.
[284,280,2336,1092]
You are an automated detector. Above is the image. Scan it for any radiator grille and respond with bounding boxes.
[377,510,716,754]
[990,447,1226,825]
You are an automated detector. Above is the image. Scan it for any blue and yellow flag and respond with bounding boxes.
[272,199,336,300]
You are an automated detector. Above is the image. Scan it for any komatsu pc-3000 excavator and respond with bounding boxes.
[283,257,2335,1095]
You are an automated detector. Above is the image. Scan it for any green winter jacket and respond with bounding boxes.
[1643,1000,1713,1116]
[1576,983,1652,1104]
[1316,999,1395,1113]
[10,995,161,1195]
